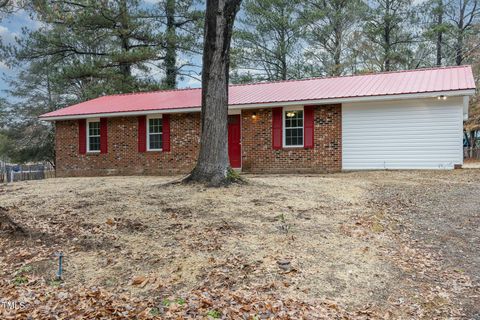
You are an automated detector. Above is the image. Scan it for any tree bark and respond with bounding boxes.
[436,0,443,66]
[118,0,132,79]
[383,0,391,72]
[163,0,177,89]
[185,0,242,186]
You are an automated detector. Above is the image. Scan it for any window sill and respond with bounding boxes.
[86,151,101,154]
[146,149,163,152]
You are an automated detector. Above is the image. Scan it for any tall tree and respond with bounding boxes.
[160,0,203,89]
[434,0,446,65]
[186,0,241,186]
[362,0,418,71]
[445,0,480,65]
[303,0,366,76]
[0,58,67,164]
[231,0,305,82]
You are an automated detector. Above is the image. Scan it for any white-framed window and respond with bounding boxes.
[87,118,101,152]
[283,107,304,147]
[147,115,163,151]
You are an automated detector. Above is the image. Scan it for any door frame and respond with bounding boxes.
[228,110,242,169]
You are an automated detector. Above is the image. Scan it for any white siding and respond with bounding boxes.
[342,97,464,170]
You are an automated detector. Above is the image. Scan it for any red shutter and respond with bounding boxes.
[100,118,108,153]
[138,116,147,152]
[78,119,87,154]
[162,114,171,152]
[304,106,315,149]
[272,107,283,150]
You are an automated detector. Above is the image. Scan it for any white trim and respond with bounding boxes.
[463,96,469,121]
[282,106,304,148]
[146,114,163,152]
[228,109,241,115]
[86,118,101,153]
[40,89,475,121]
[232,90,475,110]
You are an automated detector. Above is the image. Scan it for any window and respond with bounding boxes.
[284,109,304,147]
[87,120,100,152]
[147,116,163,151]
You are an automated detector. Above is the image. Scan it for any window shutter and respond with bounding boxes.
[138,116,147,152]
[304,106,315,149]
[100,118,108,153]
[272,107,283,150]
[78,119,87,154]
[162,114,171,152]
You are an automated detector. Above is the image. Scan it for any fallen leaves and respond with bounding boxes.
[131,276,148,287]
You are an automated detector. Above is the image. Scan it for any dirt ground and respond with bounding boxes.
[0,170,479,319]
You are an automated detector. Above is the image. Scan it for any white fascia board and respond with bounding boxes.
[40,107,201,121]
[40,89,475,121]
[229,89,476,110]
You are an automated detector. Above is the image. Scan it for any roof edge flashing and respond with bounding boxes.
[39,89,475,121]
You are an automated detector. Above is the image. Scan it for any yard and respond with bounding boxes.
[0,171,479,319]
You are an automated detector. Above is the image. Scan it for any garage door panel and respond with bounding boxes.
[342,99,463,170]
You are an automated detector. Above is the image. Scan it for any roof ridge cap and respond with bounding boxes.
[105,86,202,98]
[228,65,471,88]
[86,65,472,99]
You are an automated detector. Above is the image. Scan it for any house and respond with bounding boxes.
[40,66,476,177]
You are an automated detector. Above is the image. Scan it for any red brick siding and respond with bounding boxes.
[55,114,200,177]
[241,105,342,173]
[55,104,342,177]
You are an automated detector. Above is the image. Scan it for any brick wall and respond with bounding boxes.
[55,113,201,177]
[55,104,341,177]
[241,105,341,173]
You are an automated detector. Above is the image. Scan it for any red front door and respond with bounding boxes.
[228,115,241,168]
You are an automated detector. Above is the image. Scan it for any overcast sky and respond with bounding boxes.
[0,9,37,97]
[0,7,202,101]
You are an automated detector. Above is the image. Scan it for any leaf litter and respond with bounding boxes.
[0,170,478,318]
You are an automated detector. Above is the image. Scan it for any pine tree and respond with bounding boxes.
[231,0,306,81]
[362,0,418,71]
[303,0,366,76]
[160,0,203,89]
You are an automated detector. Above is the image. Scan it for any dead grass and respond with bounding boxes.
[0,170,479,318]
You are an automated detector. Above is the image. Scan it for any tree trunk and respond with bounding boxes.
[163,0,177,89]
[455,1,466,66]
[185,0,242,186]
[119,0,132,79]
[383,0,391,72]
[470,130,476,158]
[332,24,342,76]
[436,0,443,66]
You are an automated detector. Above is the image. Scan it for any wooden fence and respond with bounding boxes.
[464,147,480,160]
[0,162,55,183]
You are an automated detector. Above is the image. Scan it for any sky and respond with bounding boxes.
[0,6,202,101]
[0,9,35,97]
[0,0,432,101]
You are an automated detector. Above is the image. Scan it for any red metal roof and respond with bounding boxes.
[40,66,476,119]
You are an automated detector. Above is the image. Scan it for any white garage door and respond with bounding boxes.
[342,97,464,170]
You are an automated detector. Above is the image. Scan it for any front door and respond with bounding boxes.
[228,114,241,168]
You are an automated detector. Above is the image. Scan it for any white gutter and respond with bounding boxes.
[40,89,476,121]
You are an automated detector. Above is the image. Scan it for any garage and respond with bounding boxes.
[342,97,466,170]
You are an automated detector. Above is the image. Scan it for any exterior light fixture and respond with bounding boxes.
[286,111,296,118]
[437,95,447,100]
[252,112,257,119]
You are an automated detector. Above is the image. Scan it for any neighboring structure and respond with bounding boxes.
[40,66,476,177]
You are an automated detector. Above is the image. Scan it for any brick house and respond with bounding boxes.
[40,66,476,177]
